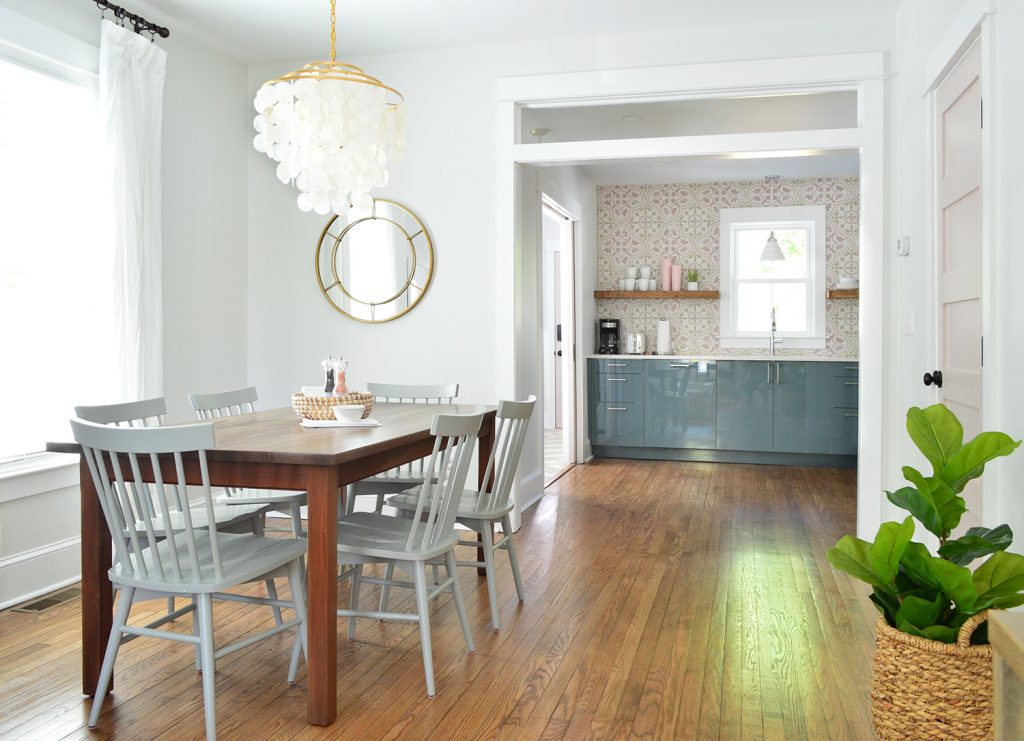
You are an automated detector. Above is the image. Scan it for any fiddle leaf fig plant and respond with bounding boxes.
[827,403,1022,643]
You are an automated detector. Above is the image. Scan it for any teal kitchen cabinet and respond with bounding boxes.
[716,360,773,451]
[644,360,716,449]
[588,360,643,447]
[589,401,644,446]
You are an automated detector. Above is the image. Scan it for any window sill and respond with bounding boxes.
[720,337,827,349]
[0,453,79,504]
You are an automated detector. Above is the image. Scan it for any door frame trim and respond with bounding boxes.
[496,53,887,539]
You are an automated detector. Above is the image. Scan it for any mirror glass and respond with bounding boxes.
[315,199,434,322]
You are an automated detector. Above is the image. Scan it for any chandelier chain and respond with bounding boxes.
[329,0,336,63]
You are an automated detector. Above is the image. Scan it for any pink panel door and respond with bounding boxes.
[936,42,983,527]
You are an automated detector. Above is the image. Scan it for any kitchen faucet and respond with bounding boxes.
[769,307,783,357]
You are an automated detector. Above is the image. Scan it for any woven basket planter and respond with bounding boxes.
[291,392,374,421]
[872,611,993,740]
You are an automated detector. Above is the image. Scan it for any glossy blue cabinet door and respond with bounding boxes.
[644,360,716,449]
[716,360,772,451]
[590,402,644,446]
[772,361,857,454]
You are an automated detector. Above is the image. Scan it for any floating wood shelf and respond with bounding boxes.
[594,290,720,299]
[827,289,860,299]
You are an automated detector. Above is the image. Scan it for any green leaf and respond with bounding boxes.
[973,551,1024,609]
[938,524,1014,566]
[900,541,940,589]
[902,466,965,535]
[906,404,963,472]
[939,432,1022,493]
[887,486,942,537]
[870,591,900,625]
[869,517,915,584]
[895,593,944,631]
[828,536,888,591]
[919,624,958,643]
[929,558,978,612]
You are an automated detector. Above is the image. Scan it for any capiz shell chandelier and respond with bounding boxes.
[252,0,405,216]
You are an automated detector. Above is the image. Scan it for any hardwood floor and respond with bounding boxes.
[0,459,874,739]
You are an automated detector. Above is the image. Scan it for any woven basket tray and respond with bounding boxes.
[872,612,992,741]
[291,392,374,421]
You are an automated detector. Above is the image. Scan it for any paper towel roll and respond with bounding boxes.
[656,319,671,355]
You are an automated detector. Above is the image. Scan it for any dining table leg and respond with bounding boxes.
[476,414,495,576]
[80,455,113,696]
[305,464,340,725]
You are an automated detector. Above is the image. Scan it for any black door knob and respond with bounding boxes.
[923,370,943,388]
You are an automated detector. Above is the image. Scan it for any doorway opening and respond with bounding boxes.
[542,196,576,485]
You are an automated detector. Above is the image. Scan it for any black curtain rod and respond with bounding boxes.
[94,0,170,39]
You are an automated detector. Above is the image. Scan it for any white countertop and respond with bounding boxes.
[587,354,858,363]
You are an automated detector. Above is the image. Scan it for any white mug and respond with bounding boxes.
[637,278,649,290]
[647,280,658,291]
[624,277,637,291]
[618,278,627,290]
[626,267,638,279]
[640,266,652,279]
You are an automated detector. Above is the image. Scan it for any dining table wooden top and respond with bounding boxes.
[47,402,497,466]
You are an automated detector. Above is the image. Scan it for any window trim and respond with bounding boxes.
[719,205,826,349]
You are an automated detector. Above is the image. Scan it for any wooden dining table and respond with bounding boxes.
[47,402,496,726]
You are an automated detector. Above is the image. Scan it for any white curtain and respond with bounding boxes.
[99,20,166,401]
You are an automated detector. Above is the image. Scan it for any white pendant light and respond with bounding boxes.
[761,230,786,261]
[252,0,406,216]
[760,175,785,262]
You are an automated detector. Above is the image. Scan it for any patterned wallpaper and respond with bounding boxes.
[596,177,859,358]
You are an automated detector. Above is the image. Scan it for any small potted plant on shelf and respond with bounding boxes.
[827,403,1022,740]
[686,269,699,291]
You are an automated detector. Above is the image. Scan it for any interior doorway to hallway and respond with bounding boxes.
[542,196,576,485]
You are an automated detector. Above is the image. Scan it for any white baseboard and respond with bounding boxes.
[518,469,545,512]
[0,535,81,610]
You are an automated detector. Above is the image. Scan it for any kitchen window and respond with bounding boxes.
[719,206,826,349]
[0,50,115,465]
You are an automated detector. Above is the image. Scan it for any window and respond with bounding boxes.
[0,53,115,463]
[719,206,826,348]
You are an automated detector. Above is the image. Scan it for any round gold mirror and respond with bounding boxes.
[315,198,434,323]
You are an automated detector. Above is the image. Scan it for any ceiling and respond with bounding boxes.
[121,0,897,63]
[574,151,860,186]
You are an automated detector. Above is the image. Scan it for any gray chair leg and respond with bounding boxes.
[413,562,436,697]
[345,483,358,515]
[290,502,304,538]
[431,563,441,585]
[265,579,283,625]
[374,492,385,513]
[191,595,202,671]
[501,514,526,603]
[378,562,394,613]
[88,586,135,728]
[287,559,308,684]
[197,592,218,740]
[481,523,501,630]
[446,551,474,653]
[166,596,175,615]
[348,564,363,640]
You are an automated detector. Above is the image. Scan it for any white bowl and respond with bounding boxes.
[333,405,364,422]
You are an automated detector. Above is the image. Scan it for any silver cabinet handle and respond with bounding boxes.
[776,362,781,384]
[607,363,628,367]
[845,381,859,386]
[767,363,771,383]
[607,407,627,411]
[845,412,859,417]
[606,378,627,382]
[669,363,691,368]
[844,366,859,371]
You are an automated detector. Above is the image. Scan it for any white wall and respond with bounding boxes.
[0,0,248,606]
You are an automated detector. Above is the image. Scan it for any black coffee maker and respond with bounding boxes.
[598,319,620,354]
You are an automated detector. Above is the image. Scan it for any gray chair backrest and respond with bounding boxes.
[475,396,536,512]
[71,418,225,585]
[367,383,459,478]
[188,387,258,420]
[75,398,166,427]
[405,412,483,552]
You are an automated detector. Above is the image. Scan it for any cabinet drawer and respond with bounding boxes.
[831,408,859,454]
[835,377,859,409]
[590,358,644,374]
[594,373,644,404]
[591,402,644,447]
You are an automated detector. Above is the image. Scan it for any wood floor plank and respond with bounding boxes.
[0,459,873,740]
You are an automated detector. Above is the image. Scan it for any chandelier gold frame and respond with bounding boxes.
[259,0,403,104]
